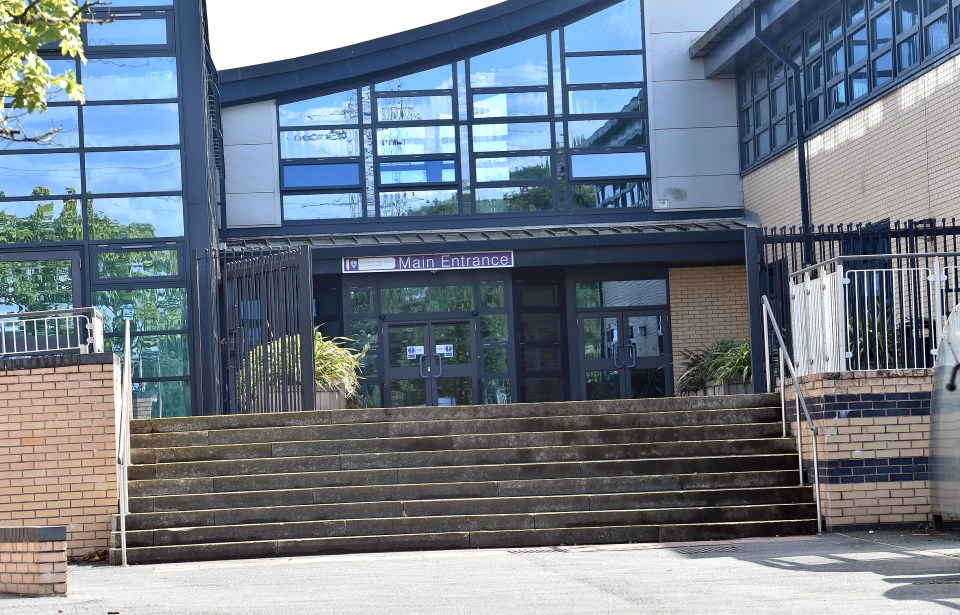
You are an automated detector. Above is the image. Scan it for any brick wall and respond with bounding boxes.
[786,370,933,529]
[0,526,67,596]
[668,266,750,388]
[743,54,960,228]
[0,355,119,558]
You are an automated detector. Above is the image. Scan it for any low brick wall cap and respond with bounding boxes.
[0,526,67,543]
[0,352,115,372]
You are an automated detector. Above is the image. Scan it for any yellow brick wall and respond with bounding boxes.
[668,266,751,387]
[743,149,802,229]
[0,358,119,558]
[0,540,67,596]
[788,370,933,528]
[744,54,960,228]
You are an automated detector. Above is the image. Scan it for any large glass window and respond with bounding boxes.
[741,0,960,169]
[470,37,549,87]
[87,196,185,239]
[83,57,178,101]
[0,153,81,197]
[0,107,79,150]
[0,7,191,415]
[0,199,82,243]
[82,103,180,147]
[85,17,170,48]
[276,0,649,221]
[85,150,182,194]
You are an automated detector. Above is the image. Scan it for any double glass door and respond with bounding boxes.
[385,320,476,407]
[579,310,670,400]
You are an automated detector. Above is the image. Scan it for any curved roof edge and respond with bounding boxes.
[218,0,620,106]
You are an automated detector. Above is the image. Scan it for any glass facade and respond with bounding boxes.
[740,0,960,169]
[0,1,190,416]
[276,0,649,223]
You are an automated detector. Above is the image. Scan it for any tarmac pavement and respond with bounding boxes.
[4,531,960,614]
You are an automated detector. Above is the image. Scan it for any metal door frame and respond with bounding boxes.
[575,308,672,400]
[383,318,478,407]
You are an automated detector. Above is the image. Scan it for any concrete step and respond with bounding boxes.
[130,394,780,434]
[130,423,783,464]
[130,453,800,496]
[128,439,796,480]
[121,502,816,548]
[129,470,803,514]
[125,485,813,530]
[117,518,816,564]
[130,407,783,449]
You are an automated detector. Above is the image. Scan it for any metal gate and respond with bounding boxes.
[220,246,315,414]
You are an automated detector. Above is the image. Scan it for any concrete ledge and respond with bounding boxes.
[0,527,67,543]
[0,526,67,597]
[0,352,116,372]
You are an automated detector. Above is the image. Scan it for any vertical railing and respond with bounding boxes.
[220,246,315,414]
[788,253,960,374]
[762,296,823,534]
[115,319,133,566]
[762,218,960,361]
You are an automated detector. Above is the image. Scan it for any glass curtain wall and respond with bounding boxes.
[0,1,191,416]
[277,0,650,223]
[740,0,960,169]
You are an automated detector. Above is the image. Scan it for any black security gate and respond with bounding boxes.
[220,246,315,414]
[761,218,960,355]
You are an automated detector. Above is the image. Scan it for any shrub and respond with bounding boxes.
[677,339,751,396]
[238,329,367,399]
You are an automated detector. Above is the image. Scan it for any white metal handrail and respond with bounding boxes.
[763,295,823,534]
[115,319,133,566]
[789,252,960,375]
[0,308,104,357]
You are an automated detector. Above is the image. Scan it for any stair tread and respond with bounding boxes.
[132,421,782,450]
[129,474,808,507]
[130,395,780,433]
[122,502,817,537]
[131,408,782,445]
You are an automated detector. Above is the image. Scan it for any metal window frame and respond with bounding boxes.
[271,0,650,228]
[738,0,960,173]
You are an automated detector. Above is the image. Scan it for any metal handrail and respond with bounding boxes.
[762,295,823,534]
[0,307,104,356]
[115,319,133,566]
[792,251,960,279]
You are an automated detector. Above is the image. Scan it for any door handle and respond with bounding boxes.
[418,354,429,379]
[626,345,637,368]
[612,345,623,369]
[434,354,443,378]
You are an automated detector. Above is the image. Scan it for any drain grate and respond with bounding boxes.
[911,578,960,586]
[508,546,567,554]
[673,545,740,555]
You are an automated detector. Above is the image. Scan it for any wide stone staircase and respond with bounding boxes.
[115,394,818,564]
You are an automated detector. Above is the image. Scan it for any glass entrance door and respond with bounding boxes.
[0,252,81,315]
[385,320,476,407]
[579,311,669,400]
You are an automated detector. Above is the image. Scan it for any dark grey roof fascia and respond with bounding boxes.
[226,219,756,250]
[691,0,817,78]
[218,0,620,106]
[689,0,759,59]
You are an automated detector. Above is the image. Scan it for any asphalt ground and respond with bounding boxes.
[4,531,960,614]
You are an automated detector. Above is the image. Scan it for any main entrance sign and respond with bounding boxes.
[343,251,514,274]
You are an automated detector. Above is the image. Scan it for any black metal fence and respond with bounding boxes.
[761,218,960,356]
[219,246,315,414]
